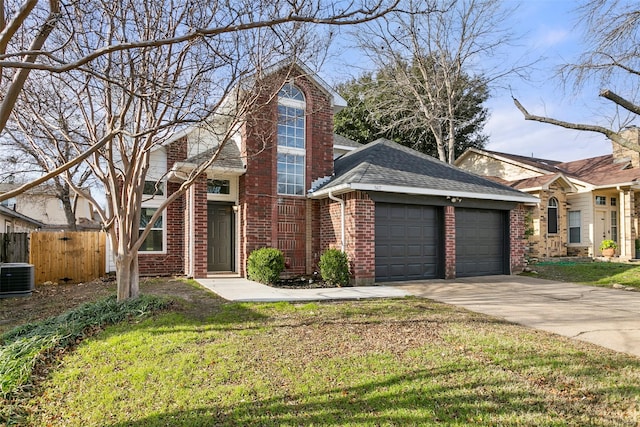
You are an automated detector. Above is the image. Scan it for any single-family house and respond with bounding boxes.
[0,203,43,232]
[0,183,99,230]
[455,128,640,260]
[135,60,538,283]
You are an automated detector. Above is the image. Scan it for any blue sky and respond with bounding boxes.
[324,0,618,162]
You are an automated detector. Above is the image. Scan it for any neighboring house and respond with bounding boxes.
[135,60,537,283]
[0,203,43,232]
[455,128,640,260]
[0,183,99,230]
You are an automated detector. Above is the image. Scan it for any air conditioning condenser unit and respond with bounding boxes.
[0,263,35,297]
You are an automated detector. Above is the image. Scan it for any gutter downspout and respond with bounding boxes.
[328,191,346,252]
[188,185,195,277]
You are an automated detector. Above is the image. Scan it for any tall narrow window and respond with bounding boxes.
[611,211,618,243]
[277,83,305,196]
[139,207,164,252]
[547,197,558,234]
[568,211,581,243]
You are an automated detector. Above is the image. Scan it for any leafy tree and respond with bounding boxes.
[335,59,489,159]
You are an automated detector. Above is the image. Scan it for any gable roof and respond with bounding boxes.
[460,148,640,188]
[333,133,362,149]
[310,139,538,203]
[0,204,43,228]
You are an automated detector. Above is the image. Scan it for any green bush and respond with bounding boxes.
[319,248,351,286]
[247,248,285,284]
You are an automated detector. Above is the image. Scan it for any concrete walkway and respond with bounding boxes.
[197,275,640,358]
[392,275,640,358]
[196,276,410,302]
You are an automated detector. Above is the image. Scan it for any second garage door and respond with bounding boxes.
[375,203,443,281]
[456,208,508,277]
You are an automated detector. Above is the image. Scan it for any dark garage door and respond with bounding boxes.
[456,208,508,277]
[375,203,442,281]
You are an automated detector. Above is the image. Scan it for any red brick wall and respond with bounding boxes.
[139,138,187,276]
[510,204,527,274]
[192,176,208,278]
[320,191,375,285]
[444,206,456,279]
[239,66,334,277]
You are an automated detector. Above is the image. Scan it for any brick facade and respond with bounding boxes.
[443,206,456,279]
[139,138,186,276]
[509,204,527,274]
[239,66,334,277]
[320,191,375,285]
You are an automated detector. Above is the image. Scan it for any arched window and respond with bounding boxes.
[547,197,558,234]
[277,83,305,195]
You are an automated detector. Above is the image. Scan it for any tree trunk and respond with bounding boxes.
[61,194,77,231]
[115,251,140,301]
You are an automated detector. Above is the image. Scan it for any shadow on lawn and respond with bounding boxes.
[103,364,634,427]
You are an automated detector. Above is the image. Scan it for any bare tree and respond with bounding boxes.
[1,75,94,230]
[513,0,640,150]
[0,0,398,203]
[4,0,396,300]
[352,0,521,163]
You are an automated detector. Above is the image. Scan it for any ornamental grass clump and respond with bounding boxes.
[247,247,285,284]
[0,294,169,400]
[319,248,351,286]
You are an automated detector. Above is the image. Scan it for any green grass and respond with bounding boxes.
[18,295,640,426]
[0,294,169,424]
[522,261,640,289]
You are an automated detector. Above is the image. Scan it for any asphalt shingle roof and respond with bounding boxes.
[184,141,244,171]
[480,149,640,187]
[333,133,362,149]
[316,139,536,201]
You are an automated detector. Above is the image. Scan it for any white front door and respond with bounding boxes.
[595,209,608,252]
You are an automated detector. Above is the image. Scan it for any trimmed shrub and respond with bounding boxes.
[319,248,351,287]
[247,248,285,284]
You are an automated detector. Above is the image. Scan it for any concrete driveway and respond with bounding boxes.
[391,275,640,358]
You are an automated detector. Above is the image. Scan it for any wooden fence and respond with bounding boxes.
[30,231,106,284]
[0,232,29,263]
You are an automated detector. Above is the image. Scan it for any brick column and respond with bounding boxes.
[620,190,635,260]
[510,204,527,274]
[346,192,375,286]
[444,206,456,279]
[192,176,208,278]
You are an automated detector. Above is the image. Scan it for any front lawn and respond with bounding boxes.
[522,260,640,289]
[6,281,638,426]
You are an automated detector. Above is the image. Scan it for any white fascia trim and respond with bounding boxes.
[333,144,359,152]
[310,183,539,203]
[593,181,639,190]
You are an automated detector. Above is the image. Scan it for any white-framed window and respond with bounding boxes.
[139,207,165,252]
[143,180,165,196]
[611,210,618,243]
[595,196,607,206]
[207,179,230,195]
[568,211,581,243]
[547,197,558,234]
[277,83,305,196]
[610,197,617,206]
